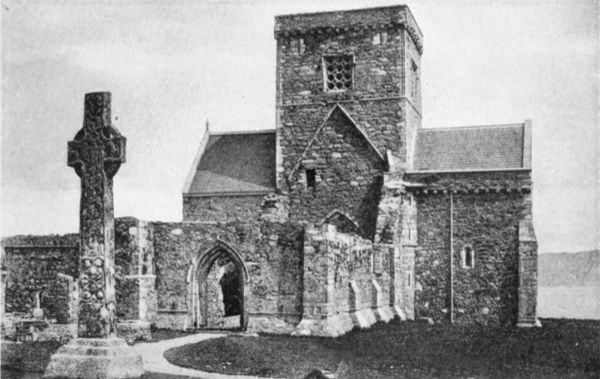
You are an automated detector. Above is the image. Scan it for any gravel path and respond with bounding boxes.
[133,332,282,379]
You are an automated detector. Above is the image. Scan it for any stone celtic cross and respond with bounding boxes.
[67,92,125,338]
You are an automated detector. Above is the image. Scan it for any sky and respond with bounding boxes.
[1,0,598,254]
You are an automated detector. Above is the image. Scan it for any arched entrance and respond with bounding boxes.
[187,240,248,330]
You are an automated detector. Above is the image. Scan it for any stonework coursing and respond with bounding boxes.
[1,5,539,339]
[183,195,265,223]
[2,235,78,317]
[414,190,531,325]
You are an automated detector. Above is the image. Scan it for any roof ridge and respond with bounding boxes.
[210,129,275,136]
[420,123,524,132]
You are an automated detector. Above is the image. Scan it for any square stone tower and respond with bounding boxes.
[274,5,423,238]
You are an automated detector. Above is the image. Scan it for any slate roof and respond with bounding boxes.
[185,131,276,195]
[412,124,526,171]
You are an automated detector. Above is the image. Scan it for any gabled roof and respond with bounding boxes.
[411,121,531,172]
[289,104,385,181]
[183,128,276,196]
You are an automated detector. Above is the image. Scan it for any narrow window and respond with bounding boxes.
[373,250,383,274]
[461,245,475,269]
[381,32,388,44]
[410,59,420,99]
[373,33,381,45]
[323,55,354,92]
[306,169,316,191]
[407,272,412,287]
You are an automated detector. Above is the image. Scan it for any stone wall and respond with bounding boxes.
[1,219,156,324]
[286,105,386,238]
[151,221,304,332]
[2,235,78,317]
[293,224,394,337]
[275,6,424,236]
[414,189,532,325]
[183,195,265,223]
[114,218,157,322]
[518,219,538,327]
[45,274,78,324]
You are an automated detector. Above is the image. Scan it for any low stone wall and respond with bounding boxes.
[2,235,78,316]
[116,320,152,343]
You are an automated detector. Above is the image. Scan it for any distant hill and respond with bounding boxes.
[539,250,599,287]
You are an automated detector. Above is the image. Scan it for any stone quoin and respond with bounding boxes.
[2,5,539,352]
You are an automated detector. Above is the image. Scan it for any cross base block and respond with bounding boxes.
[44,337,144,379]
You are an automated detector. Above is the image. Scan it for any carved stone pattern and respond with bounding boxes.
[67,93,125,338]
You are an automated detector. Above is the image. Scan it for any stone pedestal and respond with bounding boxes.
[44,337,143,379]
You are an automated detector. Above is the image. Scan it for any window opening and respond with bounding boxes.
[373,250,383,274]
[410,59,420,99]
[373,33,380,45]
[324,55,353,92]
[461,245,475,269]
[291,38,305,54]
[373,32,388,45]
[306,169,316,191]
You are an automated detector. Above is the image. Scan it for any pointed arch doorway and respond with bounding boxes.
[187,240,248,330]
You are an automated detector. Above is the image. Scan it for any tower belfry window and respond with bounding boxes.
[323,55,353,92]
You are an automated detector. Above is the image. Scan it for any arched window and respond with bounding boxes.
[320,210,360,235]
[461,245,475,269]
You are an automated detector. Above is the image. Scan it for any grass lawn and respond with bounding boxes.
[164,319,600,378]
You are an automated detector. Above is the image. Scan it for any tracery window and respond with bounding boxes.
[323,55,354,92]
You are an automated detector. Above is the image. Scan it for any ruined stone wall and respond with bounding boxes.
[205,262,225,326]
[1,218,156,323]
[1,235,78,317]
[415,190,531,325]
[182,195,265,223]
[114,218,156,322]
[294,224,394,337]
[151,221,304,332]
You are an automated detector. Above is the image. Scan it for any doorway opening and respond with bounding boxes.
[188,241,247,330]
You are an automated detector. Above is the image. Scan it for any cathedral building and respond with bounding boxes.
[2,5,539,338]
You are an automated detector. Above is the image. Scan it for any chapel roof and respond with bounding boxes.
[412,122,531,172]
[183,130,276,196]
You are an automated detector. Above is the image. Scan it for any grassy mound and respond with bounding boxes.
[164,319,600,378]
